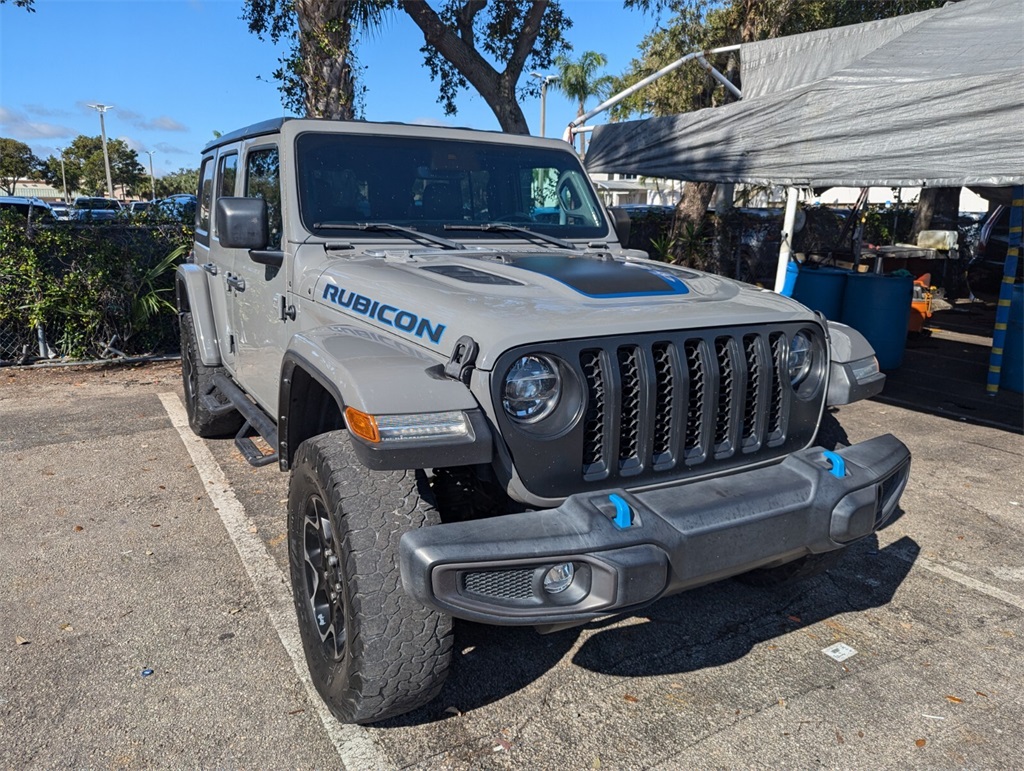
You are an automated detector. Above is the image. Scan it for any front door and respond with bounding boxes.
[227,144,291,414]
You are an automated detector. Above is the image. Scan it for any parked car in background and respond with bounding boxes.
[128,201,153,216]
[49,201,70,220]
[71,197,123,221]
[0,196,55,222]
[968,205,1020,299]
[152,194,197,221]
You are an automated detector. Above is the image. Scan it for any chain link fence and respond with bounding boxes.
[0,217,190,368]
[0,322,40,366]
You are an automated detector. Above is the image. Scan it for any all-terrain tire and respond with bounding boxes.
[734,411,850,587]
[287,431,453,724]
[178,311,244,438]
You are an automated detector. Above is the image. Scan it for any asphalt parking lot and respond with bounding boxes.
[1,359,1022,769]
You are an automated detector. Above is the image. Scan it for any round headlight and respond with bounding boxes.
[789,332,814,386]
[503,355,561,422]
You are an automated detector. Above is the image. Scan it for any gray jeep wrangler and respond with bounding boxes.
[175,117,911,724]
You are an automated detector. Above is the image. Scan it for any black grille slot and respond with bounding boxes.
[714,338,735,449]
[617,346,642,467]
[742,334,762,449]
[463,569,534,600]
[581,350,606,470]
[768,333,786,440]
[684,340,706,458]
[652,342,674,460]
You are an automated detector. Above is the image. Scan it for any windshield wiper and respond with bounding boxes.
[443,222,576,250]
[313,221,462,250]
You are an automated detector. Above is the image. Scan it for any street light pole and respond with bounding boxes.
[530,72,558,137]
[145,151,156,201]
[55,147,69,203]
[87,103,115,199]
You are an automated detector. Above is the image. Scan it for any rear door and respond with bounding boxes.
[193,154,236,370]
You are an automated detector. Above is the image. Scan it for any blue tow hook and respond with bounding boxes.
[822,450,847,478]
[608,494,633,529]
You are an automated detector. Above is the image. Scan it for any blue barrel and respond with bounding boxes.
[840,273,913,370]
[792,266,849,320]
[1002,283,1024,393]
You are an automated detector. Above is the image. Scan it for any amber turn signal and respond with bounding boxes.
[344,406,380,443]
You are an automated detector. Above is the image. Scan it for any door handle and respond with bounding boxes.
[226,274,246,292]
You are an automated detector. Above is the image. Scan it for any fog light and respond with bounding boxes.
[542,562,575,594]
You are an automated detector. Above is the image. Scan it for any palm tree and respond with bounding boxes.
[244,0,391,120]
[554,51,613,155]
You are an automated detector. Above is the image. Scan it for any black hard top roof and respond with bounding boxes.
[202,118,290,154]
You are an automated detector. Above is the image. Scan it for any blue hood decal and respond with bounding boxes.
[510,255,689,298]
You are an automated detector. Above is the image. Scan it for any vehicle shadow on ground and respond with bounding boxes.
[380,533,918,726]
[571,534,918,678]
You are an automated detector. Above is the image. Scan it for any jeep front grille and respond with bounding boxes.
[494,324,820,498]
[578,330,792,482]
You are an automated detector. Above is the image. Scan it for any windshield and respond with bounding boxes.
[76,198,119,210]
[296,132,607,240]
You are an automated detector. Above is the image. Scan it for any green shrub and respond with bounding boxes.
[0,214,192,360]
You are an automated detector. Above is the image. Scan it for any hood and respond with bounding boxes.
[303,246,815,370]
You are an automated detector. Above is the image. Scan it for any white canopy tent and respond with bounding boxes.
[580,0,1023,391]
[584,0,1023,190]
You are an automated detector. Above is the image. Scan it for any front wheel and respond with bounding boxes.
[287,432,453,724]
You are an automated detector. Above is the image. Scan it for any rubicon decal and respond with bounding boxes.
[322,284,446,344]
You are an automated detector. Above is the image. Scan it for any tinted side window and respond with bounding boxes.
[213,153,238,238]
[218,153,238,198]
[197,157,215,240]
[246,147,282,250]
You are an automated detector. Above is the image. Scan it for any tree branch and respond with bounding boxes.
[504,0,548,81]
[401,0,500,98]
[455,0,486,49]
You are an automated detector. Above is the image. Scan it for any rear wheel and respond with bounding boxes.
[288,432,452,724]
[178,311,243,438]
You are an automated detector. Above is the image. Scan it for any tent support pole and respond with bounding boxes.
[775,187,801,293]
[562,44,741,142]
[986,184,1022,395]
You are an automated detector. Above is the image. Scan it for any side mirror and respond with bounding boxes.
[607,207,631,247]
[216,197,268,250]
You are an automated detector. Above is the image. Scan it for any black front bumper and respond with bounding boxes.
[399,434,911,626]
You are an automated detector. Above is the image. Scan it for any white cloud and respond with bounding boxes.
[121,136,147,154]
[409,116,454,127]
[147,116,188,132]
[25,104,74,119]
[0,106,75,140]
[75,104,188,132]
[154,142,189,155]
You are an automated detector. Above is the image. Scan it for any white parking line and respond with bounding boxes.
[910,554,1024,612]
[159,393,393,771]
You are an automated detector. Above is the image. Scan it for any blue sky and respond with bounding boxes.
[0,0,656,177]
